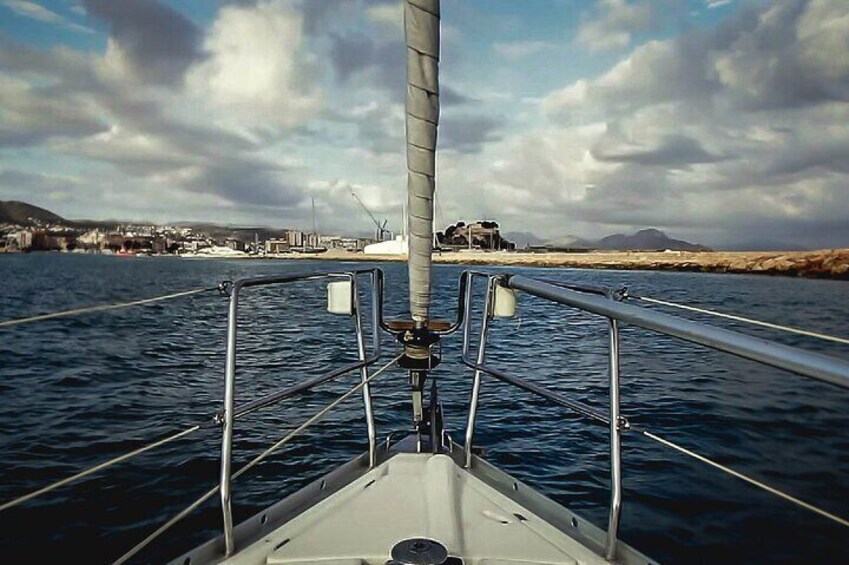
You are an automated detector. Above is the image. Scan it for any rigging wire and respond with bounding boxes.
[631,294,849,346]
[0,425,202,513]
[114,354,401,565]
[640,430,849,528]
[0,286,219,329]
[232,357,399,481]
[479,368,849,529]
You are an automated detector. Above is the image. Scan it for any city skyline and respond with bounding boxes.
[1,0,848,249]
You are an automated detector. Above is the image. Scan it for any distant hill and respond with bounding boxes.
[544,234,595,250]
[503,231,546,248]
[484,228,711,251]
[176,222,288,243]
[596,229,711,251]
[534,228,710,251]
[0,200,65,226]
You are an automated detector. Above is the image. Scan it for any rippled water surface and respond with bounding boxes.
[1,254,847,563]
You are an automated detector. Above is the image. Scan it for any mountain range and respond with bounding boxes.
[505,228,711,251]
[596,229,711,251]
[0,201,270,236]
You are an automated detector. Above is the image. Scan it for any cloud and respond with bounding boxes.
[0,71,107,146]
[328,32,403,92]
[299,0,349,34]
[186,159,302,208]
[493,40,549,60]
[706,0,733,8]
[1,2,319,219]
[309,178,406,233]
[576,0,658,52]
[186,0,322,134]
[2,0,92,33]
[0,168,85,200]
[554,0,849,116]
[1,0,847,248]
[714,0,849,110]
[546,37,717,116]
[440,115,503,154]
[451,0,849,247]
[84,0,205,86]
[591,129,724,168]
[365,2,402,30]
[326,30,470,108]
[441,85,475,106]
[299,0,397,35]
[3,0,60,22]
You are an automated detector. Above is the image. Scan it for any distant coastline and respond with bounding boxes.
[3,200,846,278]
[4,247,847,279]
[280,248,849,280]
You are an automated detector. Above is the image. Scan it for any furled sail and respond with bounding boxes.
[405,0,439,324]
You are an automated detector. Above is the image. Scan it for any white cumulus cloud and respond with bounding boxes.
[576,0,657,52]
[186,0,322,136]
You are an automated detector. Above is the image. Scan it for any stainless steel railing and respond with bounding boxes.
[1,269,393,561]
[218,268,385,556]
[459,271,849,561]
[508,275,849,388]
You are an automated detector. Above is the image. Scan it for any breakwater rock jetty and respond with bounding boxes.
[286,248,849,279]
[434,249,849,279]
[438,249,849,280]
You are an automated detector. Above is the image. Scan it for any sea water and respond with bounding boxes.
[0,253,847,563]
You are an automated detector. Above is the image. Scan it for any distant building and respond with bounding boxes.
[181,237,210,252]
[2,230,34,252]
[284,229,303,248]
[31,230,61,251]
[78,229,104,246]
[364,235,408,255]
[266,238,290,254]
[439,221,514,251]
[16,230,33,250]
[320,236,368,251]
[225,238,245,251]
[304,232,320,248]
[106,234,125,251]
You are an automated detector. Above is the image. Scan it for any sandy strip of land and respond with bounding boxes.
[279,248,849,279]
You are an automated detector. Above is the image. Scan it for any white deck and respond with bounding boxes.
[220,453,614,565]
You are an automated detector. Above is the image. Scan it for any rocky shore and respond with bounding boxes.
[285,248,849,279]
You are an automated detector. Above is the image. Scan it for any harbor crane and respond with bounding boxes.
[350,189,392,241]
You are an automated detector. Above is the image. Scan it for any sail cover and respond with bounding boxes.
[405,0,439,323]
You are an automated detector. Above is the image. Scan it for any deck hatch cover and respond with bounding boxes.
[391,537,449,564]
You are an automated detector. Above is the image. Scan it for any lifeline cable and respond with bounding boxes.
[114,354,401,565]
[640,429,849,528]
[633,294,849,345]
[0,286,218,329]
[0,425,202,513]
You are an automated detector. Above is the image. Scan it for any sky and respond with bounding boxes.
[0,0,847,249]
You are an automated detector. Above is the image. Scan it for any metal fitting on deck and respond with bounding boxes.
[397,326,441,370]
[217,280,233,296]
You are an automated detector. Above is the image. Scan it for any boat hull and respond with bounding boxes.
[173,442,655,565]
